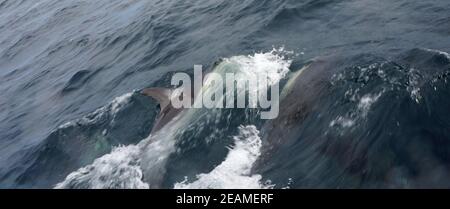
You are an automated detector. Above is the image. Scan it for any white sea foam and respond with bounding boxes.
[329,116,355,128]
[221,48,292,86]
[174,125,274,189]
[358,92,383,117]
[110,92,133,116]
[55,118,180,189]
[330,92,383,129]
[406,68,422,104]
[55,145,149,189]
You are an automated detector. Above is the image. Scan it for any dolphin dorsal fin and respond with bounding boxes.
[141,88,172,111]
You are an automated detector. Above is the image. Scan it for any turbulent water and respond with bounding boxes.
[1,0,450,188]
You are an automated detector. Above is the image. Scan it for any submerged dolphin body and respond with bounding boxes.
[254,56,343,173]
[254,49,450,188]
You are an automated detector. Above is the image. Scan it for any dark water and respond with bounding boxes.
[1,0,450,188]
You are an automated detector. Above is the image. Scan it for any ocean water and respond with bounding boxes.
[1,0,450,188]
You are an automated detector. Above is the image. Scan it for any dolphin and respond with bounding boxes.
[136,65,222,188]
[140,87,183,133]
[254,49,450,188]
[138,60,223,134]
[254,56,343,168]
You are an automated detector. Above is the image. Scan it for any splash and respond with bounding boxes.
[218,48,292,86]
[174,125,274,189]
[55,145,148,189]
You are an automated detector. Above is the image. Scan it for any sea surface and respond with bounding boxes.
[1,0,450,188]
